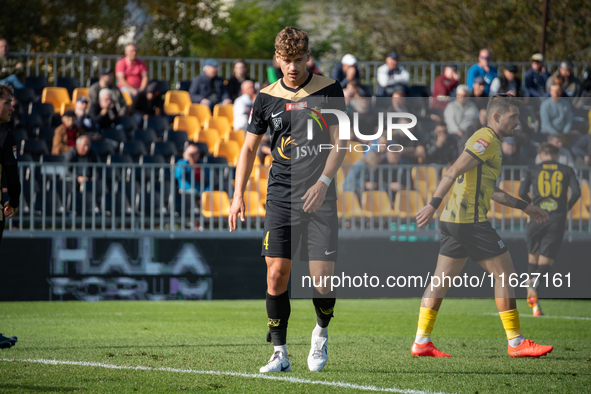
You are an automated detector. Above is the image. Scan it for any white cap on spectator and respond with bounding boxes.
[341,54,357,66]
[531,53,544,62]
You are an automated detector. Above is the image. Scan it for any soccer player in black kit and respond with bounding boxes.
[0,84,21,349]
[229,27,346,372]
[519,143,580,316]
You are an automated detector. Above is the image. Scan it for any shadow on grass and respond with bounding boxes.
[0,383,80,392]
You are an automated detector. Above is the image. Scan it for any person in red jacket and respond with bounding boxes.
[431,64,459,110]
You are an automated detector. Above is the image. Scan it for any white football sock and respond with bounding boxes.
[508,335,525,348]
[312,323,328,337]
[274,345,287,355]
[414,335,432,344]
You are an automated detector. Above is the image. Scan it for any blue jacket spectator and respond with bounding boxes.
[189,59,231,110]
[540,82,573,134]
[331,54,360,88]
[524,53,549,97]
[467,49,497,96]
[175,144,209,192]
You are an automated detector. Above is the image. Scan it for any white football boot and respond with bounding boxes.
[259,351,291,373]
[307,335,328,371]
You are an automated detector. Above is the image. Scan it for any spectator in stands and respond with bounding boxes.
[535,134,575,168]
[189,59,232,110]
[467,48,497,96]
[377,52,410,97]
[226,60,250,102]
[73,97,98,136]
[444,84,479,139]
[343,150,383,201]
[345,79,367,99]
[175,144,209,193]
[470,76,488,110]
[306,55,322,76]
[389,118,426,164]
[425,124,458,165]
[489,65,527,97]
[384,150,409,196]
[582,67,591,97]
[431,64,459,110]
[130,81,164,127]
[571,134,591,166]
[90,89,121,130]
[0,39,24,89]
[233,80,257,131]
[389,89,408,113]
[501,136,521,180]
[65,135,100,185]
[89,69,127,116]
[540,77,573,134]
[331,54,360,88]
[524,53,549,97]
[52,110,82,156]
[545,60,583,104]
[115,44,148,97]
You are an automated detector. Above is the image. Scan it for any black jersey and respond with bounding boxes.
[247,72,345,202]
[518,160,580,216]
[0,128,21,220]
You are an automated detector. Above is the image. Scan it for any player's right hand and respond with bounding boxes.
[524,205,549,224]
[415,204,436,228]
[228,195,245,232]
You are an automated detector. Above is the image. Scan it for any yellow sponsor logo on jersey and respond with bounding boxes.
[267,318,281,327]
[540,198,558,212]
[277,136,297,160]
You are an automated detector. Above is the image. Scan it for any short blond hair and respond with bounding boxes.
[275,27,308,59]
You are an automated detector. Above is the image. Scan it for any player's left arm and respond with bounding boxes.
[302,123,347,213]
[567,168,581,211]
[491,186,548,223]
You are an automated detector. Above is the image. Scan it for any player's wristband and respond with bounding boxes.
[318,175,331,187]
[516,200,528,210]
[429,197,443,209]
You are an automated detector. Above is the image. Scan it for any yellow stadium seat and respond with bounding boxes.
[337,191,363,219]
[361,190,392,218]
[164,90,192,115]
[206,117,231,140]
[227,130,245,147]
[201,191,230,218]
[197,129,221,153]
[215,141,241,166]
[488,180,523,221]
[121,90,133,107]
[341,142,365,167]
[411,166,438,194]
[72,88,89,102]
[580,181,590,210]
[213,104,234,126]
[258,178,268,202]
[173,116,201,141]
[570,199,590,221]
[42,87,71,113]
[185,104,211,127]
[263,154,273,166]
[60,102,75,115]
[243,191,266,217]
[391,190,425,219]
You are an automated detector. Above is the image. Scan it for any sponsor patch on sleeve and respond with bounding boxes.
[472,138,490,154]
[248,108,253,125]
[12,145,17,159]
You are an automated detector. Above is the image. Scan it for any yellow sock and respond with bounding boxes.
[416,307,438,338]
[499,309,522,339]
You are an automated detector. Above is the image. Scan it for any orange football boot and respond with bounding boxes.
[411,342,451,357]
[508,339,553,358]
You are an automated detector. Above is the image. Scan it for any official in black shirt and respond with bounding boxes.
[0,84,20,350]
[518,143,581,316]
[131,81,164,127]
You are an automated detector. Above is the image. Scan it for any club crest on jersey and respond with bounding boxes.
[286,101,307,111]
[472,138,489,154]
[272,117,283,131]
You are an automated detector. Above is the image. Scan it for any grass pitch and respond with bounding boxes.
[0,299,589,393]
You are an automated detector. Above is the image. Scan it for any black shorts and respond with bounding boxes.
[439,221,507,262]
[262,199,338,261]
[527,214,566,259]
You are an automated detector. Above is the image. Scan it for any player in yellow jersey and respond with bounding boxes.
[412,94,553,358]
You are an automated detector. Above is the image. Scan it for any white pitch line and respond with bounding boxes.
[0,358,449,394]
[482,313,591,321]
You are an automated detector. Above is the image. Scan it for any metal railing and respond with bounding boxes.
[12,52,590,93]
[5,162,590,239]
